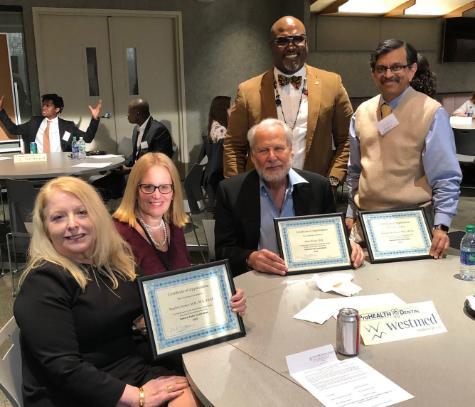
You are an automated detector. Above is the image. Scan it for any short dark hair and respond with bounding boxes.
[370,39,418,71]
[129,98,150,118]
[41,93,64,113]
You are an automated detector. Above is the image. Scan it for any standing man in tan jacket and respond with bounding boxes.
[224,16,352,188]
[346,39,461,259]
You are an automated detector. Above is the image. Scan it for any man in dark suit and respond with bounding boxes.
[94,98,173,199]
[0,93,102,153]
[215,118,363,277]
[124,98,173,169]
[224,16,352,190]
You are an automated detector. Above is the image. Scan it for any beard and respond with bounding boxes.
[255,159,292,184]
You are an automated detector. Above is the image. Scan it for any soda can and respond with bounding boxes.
[336,308,360,356]
[30,142,38,154]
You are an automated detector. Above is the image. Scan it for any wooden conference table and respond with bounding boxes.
[0,152,124,179]
[183,256,475,406]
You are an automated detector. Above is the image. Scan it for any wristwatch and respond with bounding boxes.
[328,176,340,187]
[433,224,449,233]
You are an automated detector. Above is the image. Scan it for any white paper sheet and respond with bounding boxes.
[72,162,112,168]
[314,272,362,296]
[287,346,413,407]
[287,345,338,374]
[294,293,405,324]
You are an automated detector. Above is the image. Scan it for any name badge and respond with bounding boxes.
[140,140,149,149]
[62,131,71,141]
[377,113,399,136]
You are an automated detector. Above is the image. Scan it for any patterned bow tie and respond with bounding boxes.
[277,74,302,89]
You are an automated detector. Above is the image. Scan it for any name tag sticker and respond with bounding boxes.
[377,113,399,136]
[62,131,71,141]
[140,140,149,149]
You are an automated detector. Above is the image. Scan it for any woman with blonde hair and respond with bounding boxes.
[14,176,198,407]
[113,152,190,275]
[113,152,246,310]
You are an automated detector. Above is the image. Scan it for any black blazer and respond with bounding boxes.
[0,109,100,153]
[215,169,336,276]
[126,117,173,166]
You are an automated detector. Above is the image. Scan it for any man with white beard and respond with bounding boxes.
[215,119,363,277]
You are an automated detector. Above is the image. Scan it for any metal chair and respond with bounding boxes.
[5,179,37,295]
[202,219,216,261]
[0,317,23,407]
[183,163,208,263]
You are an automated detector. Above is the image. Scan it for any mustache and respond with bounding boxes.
[382,77,400,83]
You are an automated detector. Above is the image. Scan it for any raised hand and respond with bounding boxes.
[88,99,102,120]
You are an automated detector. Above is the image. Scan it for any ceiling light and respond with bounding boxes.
[338,0,408,14]
[405,0,473,16]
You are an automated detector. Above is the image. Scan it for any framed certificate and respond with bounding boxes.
[274,213,352,274]
[138,260,245,359]
[359,208,432,263]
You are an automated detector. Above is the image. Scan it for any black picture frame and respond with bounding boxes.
[359,207,432,264]
[138,260,246,359]
[274,212,353,275]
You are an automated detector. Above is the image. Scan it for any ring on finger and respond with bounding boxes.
[167,384,174,392]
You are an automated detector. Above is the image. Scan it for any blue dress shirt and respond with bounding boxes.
[258,168,308,254]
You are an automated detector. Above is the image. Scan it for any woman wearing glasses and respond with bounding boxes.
[113,153,246,309]
[113,153,190,275]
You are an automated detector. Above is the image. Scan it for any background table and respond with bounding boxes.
[183,256,475,406]
[0,152,124,179]
[451,119,475,130]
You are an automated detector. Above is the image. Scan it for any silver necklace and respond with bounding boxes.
[137,215,168,247]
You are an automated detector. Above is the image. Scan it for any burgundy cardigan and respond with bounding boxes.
[115,219,191,276]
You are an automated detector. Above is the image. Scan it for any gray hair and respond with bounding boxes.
[247,118,293,149]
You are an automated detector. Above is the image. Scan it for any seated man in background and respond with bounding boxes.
[452,91,475,117]
[215,118,364,277]
[123,98,173,171]
[346,39,462,259]
[94,98,174,199]
[0,93,101,153]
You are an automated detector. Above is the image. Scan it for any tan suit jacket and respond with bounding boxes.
[223,65,352,181]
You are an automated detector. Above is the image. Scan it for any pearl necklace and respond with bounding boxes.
[137,216,168,248]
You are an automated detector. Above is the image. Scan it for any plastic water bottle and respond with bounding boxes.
[71,136,78,159]
[78,137,86,159]
[468,105,473,118]
[460,224,475,281]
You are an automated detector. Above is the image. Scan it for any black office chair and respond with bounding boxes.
[183,163,208,262]
[449,230,465,250]
[453,128,475,189]
[453,128,475,155]
[5,179,37,295]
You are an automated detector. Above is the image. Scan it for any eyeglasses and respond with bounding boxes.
[138,184,174,194]
[273,35,306,47]
[374,64,411,74]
